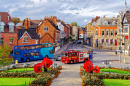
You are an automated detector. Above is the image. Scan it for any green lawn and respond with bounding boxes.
[100,69,130,74]
[0,78,35,86]
[4,68,44,72]
[102,79,130,86]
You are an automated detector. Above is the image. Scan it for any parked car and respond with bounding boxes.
[77,40,81,44]
[73,40,76,43]
[54,55,61,61]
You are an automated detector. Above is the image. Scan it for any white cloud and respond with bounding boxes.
[0,0,130,26]
[84,19,88,22]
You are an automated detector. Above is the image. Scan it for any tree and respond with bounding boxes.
[71,22,77,26]
[11,17,21,24]
[0,45,13,68]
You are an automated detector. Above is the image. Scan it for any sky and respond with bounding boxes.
[0,0,129,27]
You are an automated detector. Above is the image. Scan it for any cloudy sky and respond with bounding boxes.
[0,0,129,26]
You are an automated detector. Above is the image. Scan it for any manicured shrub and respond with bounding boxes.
[124,67,129,70]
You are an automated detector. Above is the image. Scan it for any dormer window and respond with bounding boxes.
[7,22,15,32]
[103,21,108,25]
[112,21,116,25]
[0,22,5,32]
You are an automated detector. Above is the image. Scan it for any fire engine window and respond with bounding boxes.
[65,53,68,57]
[80,54,83,57]
[74,53,77,56]
[69,53,71,57]
[61,52,64,56]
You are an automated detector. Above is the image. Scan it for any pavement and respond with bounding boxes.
[54,42,71,55]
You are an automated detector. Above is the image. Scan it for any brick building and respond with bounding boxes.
[0,12,18,50]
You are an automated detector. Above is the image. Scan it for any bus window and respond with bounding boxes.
[35,45,40,49]
[43,44,48,48]
[69,53,71,57]
[31,53,35,56]
[27,53,31,56]
[15,51,19,55]
[40,45,43,48]
[50,50,54,54]
[31,46,35,49]
[15,47,18,49]
[48,44,52,47]
[65,53,68,57]
[20,46,25,50]
[25,46,30,49]
[74,52,77,56]
[36,52,40,56]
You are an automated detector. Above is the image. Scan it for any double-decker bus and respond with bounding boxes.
[14,43,54,62]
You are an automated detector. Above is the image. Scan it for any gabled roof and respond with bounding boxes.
[31,20,44,25]
[47,20,60,31]
[18,29,40,39]
[0,12,13,24]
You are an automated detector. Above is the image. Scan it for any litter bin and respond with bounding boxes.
[89,53,92,60]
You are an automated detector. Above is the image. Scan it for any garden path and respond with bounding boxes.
[50,64,82,86]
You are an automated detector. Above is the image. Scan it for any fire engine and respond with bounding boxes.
[61,49,92,64]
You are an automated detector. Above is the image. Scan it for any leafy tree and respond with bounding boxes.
[71,22,77,26]
[0,45,13,68]
[11,17,21,24]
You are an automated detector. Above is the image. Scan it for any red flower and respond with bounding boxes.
[34,63,42,73]
[94,66,100,73]
[83,60,93,73]
[42,58,53,68]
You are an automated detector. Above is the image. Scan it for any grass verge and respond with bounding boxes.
[102,79,130,86]
[100,69,130,74]
[0,78,35,86]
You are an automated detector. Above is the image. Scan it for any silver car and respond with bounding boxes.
[54,55,61,61]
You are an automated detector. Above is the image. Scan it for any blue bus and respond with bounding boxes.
[14,43,54,62]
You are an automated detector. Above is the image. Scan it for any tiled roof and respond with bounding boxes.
[0,12,13,24]
[18,29,40,39]
[31,20,43,25]
[47,20,60,31]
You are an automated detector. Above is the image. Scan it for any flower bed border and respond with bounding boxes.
[80,66,130,86]
[0,67,61,86]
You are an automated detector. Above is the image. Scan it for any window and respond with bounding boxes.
[69,53,71,57]
[110,39,113,45]
[111,31,113,35]
[0,25,4,32]
[9,38,14,44]
[96,31,98,35]
[0,38,3,44]
[102,39,104,44]
[31,53,35,56]
[108,22,110,24]
[65,53,68,57]
[74,52,77,56]
[102,31,104,35]
[115,31,117,35]
[30,46,35,49]
[15,52,19,55]
[112,21,116,25]
[106,31,109,35]
[9,25,14,32]
[103,21,108,25]
[124,28,128,33]
[50,50,54,54]
[15,47,18,49]
[36,52,40,56]
[38,34,41,37]
[23,37,28,43]
[44,27,48,31]
[36,40,38,44]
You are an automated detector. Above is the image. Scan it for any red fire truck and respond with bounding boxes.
[61,49,92,64]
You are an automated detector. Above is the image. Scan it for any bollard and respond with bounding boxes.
[124,58,126,63]
[15,60,18,64]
